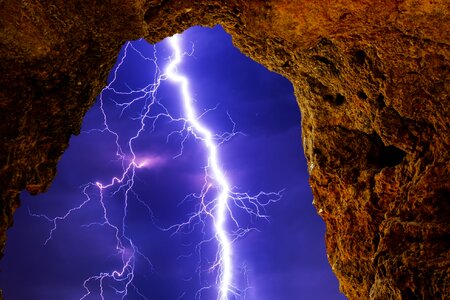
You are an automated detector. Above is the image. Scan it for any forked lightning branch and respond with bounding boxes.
[31,32,282,300]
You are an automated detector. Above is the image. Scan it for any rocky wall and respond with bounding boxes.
[1,1,448,299]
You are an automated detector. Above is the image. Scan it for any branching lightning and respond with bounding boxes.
[30,31,282,300]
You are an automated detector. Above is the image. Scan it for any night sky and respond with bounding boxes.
[0,26,347,300]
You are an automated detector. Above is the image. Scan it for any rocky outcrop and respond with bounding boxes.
[1,1,448,299]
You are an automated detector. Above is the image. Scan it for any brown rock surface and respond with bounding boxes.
[0,1,448,299]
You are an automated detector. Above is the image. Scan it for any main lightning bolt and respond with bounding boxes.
[30,30,282,300]
[166,34,233,299]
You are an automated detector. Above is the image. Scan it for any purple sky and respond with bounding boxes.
[0,26,347,300]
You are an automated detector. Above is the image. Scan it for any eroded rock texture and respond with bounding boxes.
[1,1,448,299]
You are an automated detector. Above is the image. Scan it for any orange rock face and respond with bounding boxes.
[0,1,448,299]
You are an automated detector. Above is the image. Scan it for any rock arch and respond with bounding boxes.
[0,1,448,299]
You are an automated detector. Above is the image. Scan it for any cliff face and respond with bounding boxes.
[1,1,448,299]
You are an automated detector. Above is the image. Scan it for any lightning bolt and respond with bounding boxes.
[166,34,233,299]
[30,30,282,300]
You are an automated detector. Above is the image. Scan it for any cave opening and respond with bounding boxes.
[0,26,345,300]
